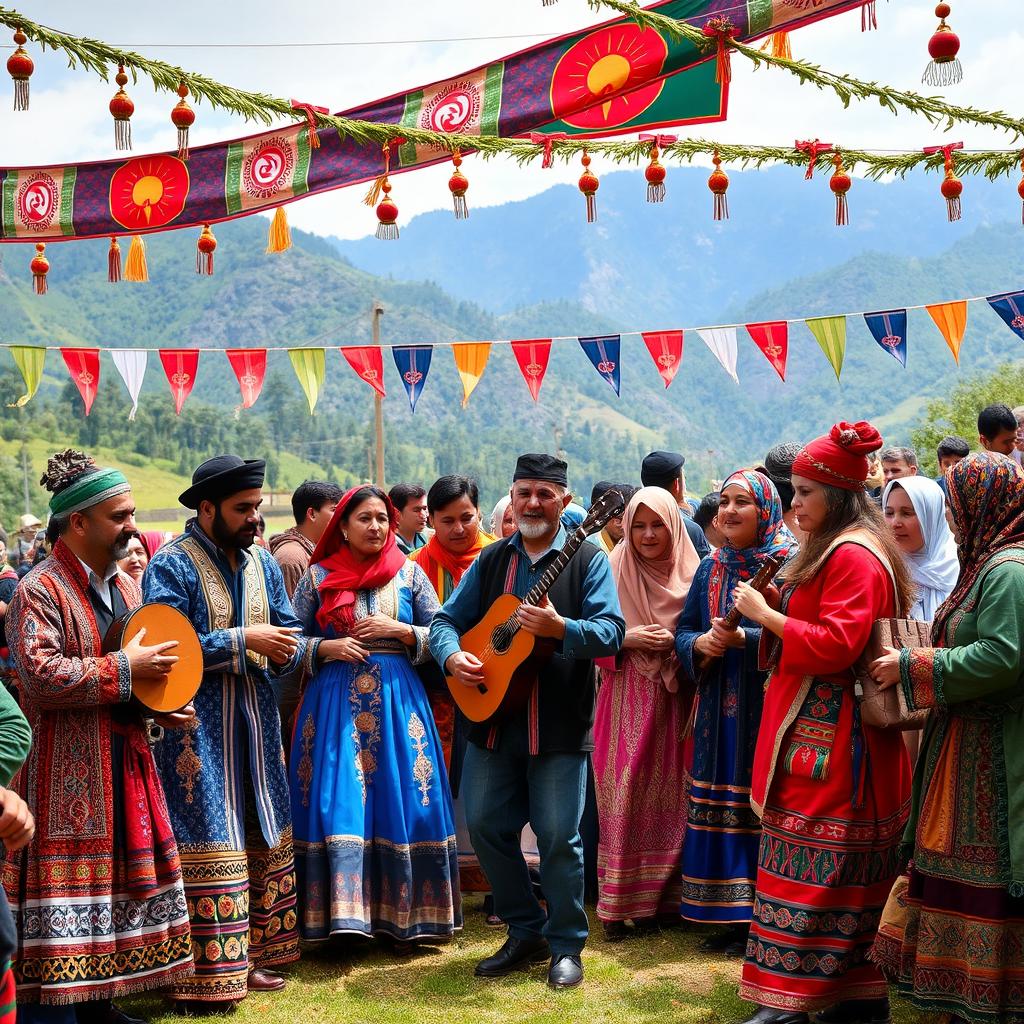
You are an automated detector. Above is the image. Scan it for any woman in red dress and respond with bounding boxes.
[732,422,915,1024]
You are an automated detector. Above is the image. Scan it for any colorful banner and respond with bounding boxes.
[578,335,621,395]
[2,166,76,238]
[225,348,267,410]
[288,348,326,413]
[452,343,492,407]
[159,349,199,414]
[697,327,738,383]
[511,339,552,401]
[806,315,846,381]
[986,291,1024,343]
[341,346,387,398]
[864,309,908,367]
[392,345,432,412]
[926,300,967,363]
[111,349,147,420]
[641,330,683,388]
[745,321,788,381]
[8,345,44,407]
[60,347,100,415]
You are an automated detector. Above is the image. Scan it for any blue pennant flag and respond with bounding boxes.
[987,290,1024,342]
[392,345,432,412]
[578,335,621,396]
[864,308,908,367]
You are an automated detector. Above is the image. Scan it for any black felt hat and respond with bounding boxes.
[179,455,266,509]
[641,450,684,486]
[512,453,568,487]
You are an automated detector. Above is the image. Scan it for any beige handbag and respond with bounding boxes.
[854,618,932,730]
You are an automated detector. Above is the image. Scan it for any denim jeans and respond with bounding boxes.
[463,726,588,956]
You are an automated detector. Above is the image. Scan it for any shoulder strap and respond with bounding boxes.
[818,529,904,617]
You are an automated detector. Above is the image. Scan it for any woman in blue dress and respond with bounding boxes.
[289,485,461,951]
[675,469,796,955]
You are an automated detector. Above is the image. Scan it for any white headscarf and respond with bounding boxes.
[489,495,511,537]
[883,475,960,620]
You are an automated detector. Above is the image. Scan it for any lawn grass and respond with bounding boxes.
[121,898,930,1024]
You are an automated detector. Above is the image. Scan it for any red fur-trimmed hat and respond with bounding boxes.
[792,421,884,491]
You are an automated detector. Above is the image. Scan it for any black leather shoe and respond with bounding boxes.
[739,1007,810,1024]
[77,1002,150,1024]
[815,1000,891,1024]
[547,954,583,989]
[474,935,550,977]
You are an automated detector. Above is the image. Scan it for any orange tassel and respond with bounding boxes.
[124,235,148,282]
[266,206,292,253]
[760,31,791,59]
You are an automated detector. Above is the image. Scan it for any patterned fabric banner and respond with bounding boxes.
[8,345,44,407]
[111,349,147,420]
[159,349,199,414]
[392,345,432,412]
[745,321,788,381]
[986,291,1024,343]
[806,315,846,381]
[578,335,621,396]
[863,309,908,367]
[2,166,76,238]
[641,330,683,388]
[225,348,267,410]
[288,348,326,414]
[510,339,552,401]
[341,347,386,398]
[696,327,738,383]
[452,343,492,407]
[926,300,968,363]
[60,347,100,415]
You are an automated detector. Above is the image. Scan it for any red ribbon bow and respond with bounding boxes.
[795,139,834,179]
[290,98,330,149]
[923,141,964,172]
[529,132,569,169]
[639,133,678,149]
[702,17,736,84]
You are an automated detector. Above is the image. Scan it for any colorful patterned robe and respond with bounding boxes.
[143,520,319,1003]
[2,540,193,1005]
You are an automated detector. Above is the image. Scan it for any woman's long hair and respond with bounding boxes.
[782,483,916,614]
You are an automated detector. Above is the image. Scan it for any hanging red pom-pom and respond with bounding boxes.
[449,151,469,219]
[376,182,399,240]
[923,3,961,86]
[109,64,134,151]
[108,237,122,283]
[7,28,33,112]
[171,81,195,161]
[941,171,963,222]
[30,242,48,295]
[196,223,217,275]
[829,152,851,226]
[645,144,666,203]
[579,150,599,223]
[708,150,730,221]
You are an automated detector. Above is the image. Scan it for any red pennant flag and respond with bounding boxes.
[60,347,100,415]
[510,339,552,401]
[340,346,386,397]
[640,330,683,387]
[745,321,789,381]
[225,349,267,410]
[159,349,199,414]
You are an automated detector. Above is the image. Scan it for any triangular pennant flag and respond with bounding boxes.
[60,348,100,415]
[744,321,788,381]
[8,345,45,407]
[452,343,491,407]
[288,347,326,413]
[986,290,1024,342]
[578,335,621,396]
[510,339,552,401]
[805,316,846,381]
[864,309,908,367]
[340,346,386,398]
[392,346,432,412]
[926,301,968,364]
[159,349,200,415]
[111,349,147,420]
[696,327,739,383]
[641,330,683,388]
[225,349,267,410]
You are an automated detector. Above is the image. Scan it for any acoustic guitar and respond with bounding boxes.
[103,603,204,713]
[446,489,625,724]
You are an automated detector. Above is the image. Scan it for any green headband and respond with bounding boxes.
[49,467,131,517]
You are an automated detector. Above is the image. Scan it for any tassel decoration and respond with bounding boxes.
[7,27,33,111]
[862,0,877,31]
[645,144,666,203]
[108,237,122,282]
[196,223,216,275]
[941,170,963,221]
[171,81,195,161]
[795,139,833,180]
[449,151,469,219]
[124,235,148,282]
[30,242,48,295]
[266,206,292,253]
[759,31,791,59]
[109,65,134,151]
[365,143,399,239]
[701,17,736,85]
[708,150,729,220]
[578,150,599,223]
[923,3,962,86]
[830,152,851,226]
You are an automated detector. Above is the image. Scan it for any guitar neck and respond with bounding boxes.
[522,527,588,607]
[721,555,782,629]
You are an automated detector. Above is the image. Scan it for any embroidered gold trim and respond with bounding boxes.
[408,712,434,807]
[175,722,202,805]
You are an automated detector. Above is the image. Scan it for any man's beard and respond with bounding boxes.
[111,531,134,561]
[213,508,256,550]
[515,513,555,540]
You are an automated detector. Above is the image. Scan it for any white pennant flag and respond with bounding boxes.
[111,349,148,421]
[697,327,739,383]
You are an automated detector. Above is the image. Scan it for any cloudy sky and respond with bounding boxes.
[1,1,1018,238]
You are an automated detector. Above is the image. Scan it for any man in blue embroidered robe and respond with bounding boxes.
[143,456,319,1010]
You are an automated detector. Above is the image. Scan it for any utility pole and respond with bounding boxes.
[20,443,30,514]
[371,301,385,488]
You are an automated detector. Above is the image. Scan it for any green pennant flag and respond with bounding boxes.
[805,316,847,381]
[288,347,326,414]
[8,345,45,407]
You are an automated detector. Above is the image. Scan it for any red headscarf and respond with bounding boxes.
[309,486,408,632]
[791,420,883,491]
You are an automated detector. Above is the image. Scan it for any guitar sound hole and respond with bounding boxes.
[491,625,512,655]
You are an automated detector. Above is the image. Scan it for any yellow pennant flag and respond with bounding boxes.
[288,347,326,413]
[8,345,45,407]
[805,315,846,381]
[452,343,491,407]
[926,300,968,363]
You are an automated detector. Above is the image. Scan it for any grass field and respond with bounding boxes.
[121,898,929,1024]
